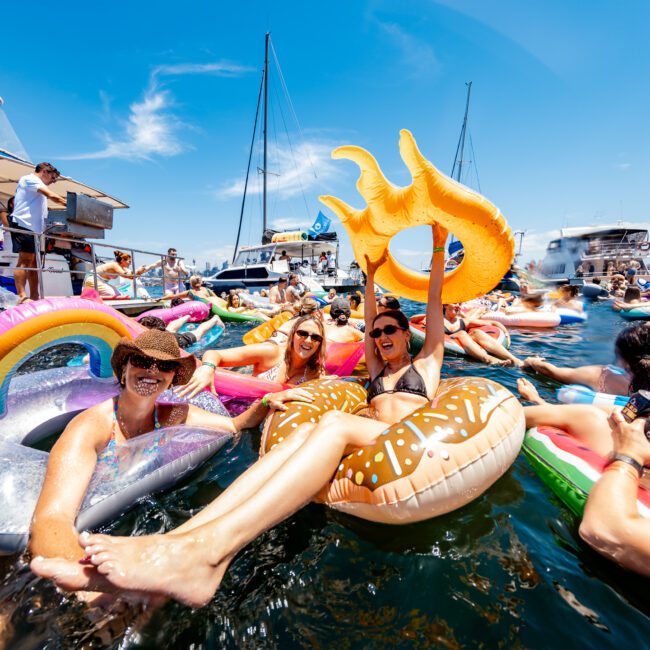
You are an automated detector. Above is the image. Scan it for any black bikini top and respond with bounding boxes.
[443,317,466,335]
[367,362,429,402]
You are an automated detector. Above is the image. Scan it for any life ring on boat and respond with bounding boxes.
[0,297,145,417]
[319,130,515,304]
[136,300,210,325]
[637,242,650,252]
[261,376,525,524]
[523,426,650,519]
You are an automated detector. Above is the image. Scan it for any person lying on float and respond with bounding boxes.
[30,224,447,607]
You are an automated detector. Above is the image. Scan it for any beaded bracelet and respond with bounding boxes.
[202,361,217,370]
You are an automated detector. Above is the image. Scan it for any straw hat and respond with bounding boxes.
[111,330,196,386]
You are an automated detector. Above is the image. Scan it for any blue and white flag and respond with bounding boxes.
[308,211,331,237]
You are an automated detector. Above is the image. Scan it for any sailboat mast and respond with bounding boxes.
[451,81,472,183]
[262,32,270,233]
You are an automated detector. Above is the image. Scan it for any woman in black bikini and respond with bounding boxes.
[31,226,447,607]
[443,303,523,367]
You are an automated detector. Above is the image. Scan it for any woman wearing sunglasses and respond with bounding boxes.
[28,330,261,603]
[178,314,328,397]
[31,226,448,607]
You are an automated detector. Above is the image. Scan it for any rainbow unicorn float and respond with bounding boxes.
[0,297,145,442]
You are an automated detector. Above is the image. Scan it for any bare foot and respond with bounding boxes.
[78,531,233,608]
[487,357,511,366]
[30,556,121,594]
[517,377,547,405]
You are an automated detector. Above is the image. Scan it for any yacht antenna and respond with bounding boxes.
[262,32,269,233]
[451,81,472,183]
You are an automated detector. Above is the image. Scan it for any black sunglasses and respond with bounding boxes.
[129,353,179,373]
[295,329,323,343]
[369,324,406,339]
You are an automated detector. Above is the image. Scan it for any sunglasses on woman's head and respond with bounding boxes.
[369,324,406,339]
[129,353,179,373]
[295,329,323,343]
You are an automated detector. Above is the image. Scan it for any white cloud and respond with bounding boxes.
[62,61,250,162]
[519,229,559,262]
[270,217,310,230]
[614,162,631,171]
[394,248,431,257]
[218,140,341,200]
[377,21,440,77]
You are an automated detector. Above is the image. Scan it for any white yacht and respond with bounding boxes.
[204,239,363,293]
[538,222,650,282]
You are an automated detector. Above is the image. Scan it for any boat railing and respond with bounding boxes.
[1,225,188,299]
[581,240,650,260]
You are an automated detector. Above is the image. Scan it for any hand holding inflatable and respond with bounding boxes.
[320,130,515,304]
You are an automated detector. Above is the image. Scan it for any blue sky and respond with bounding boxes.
[3,1,649,270]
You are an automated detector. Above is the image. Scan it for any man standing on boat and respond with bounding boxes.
[10,163,66,302]
[148,247,189,295]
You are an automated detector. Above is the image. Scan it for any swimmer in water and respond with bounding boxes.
[30,224,448,607]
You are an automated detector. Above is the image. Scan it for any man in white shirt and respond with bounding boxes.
[10,163,66,302]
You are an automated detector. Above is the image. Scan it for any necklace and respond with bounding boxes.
[114,399,159,440]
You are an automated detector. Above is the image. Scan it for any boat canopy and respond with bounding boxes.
[234,241,337,266]
[0,151,128,210]
[560,223,650,239]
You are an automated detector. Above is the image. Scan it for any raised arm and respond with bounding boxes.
[29,408,105,560]
[417,224,447,365]
[363,251,388,378]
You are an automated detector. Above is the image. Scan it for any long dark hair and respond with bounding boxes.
[615,323,650,391]
[284,315,327,376]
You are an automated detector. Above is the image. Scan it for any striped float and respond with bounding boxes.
[523,426,650,518]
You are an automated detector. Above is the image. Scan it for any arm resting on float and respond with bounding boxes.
[28,410,103,560]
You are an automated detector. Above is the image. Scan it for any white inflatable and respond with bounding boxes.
[487,311,561,328]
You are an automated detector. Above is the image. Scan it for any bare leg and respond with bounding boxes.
[27,268,40,300]
[32,412,388,606]
[14,252,34,300]
[517,378,548,405]
[192,315,224,341]
[471,330,522,366]
[452,331,508,365]
[521,359,604,389]
[166,315,190,333]
[172,422,316,534]
[523,403,612,456]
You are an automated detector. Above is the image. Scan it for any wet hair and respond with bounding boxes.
[614,323,650,391]
[139,316,167,331]
[284,315,327,375]
[170,297,184,308]
[35,162,59,176]
[348,294,361,309]
[189,275,202,288]
[623,286,641,302]
[113,250,131,264]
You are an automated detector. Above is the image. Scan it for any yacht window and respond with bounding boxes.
[547,240,561,250]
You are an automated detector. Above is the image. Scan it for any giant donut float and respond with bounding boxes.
[319,130,515,304]
[261,376,525,524]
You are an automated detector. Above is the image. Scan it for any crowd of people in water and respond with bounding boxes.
[0,226,643,615]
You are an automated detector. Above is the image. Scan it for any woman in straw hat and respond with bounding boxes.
[28,330,311,601]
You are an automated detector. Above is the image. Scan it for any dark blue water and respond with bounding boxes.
[1,300,648,648]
